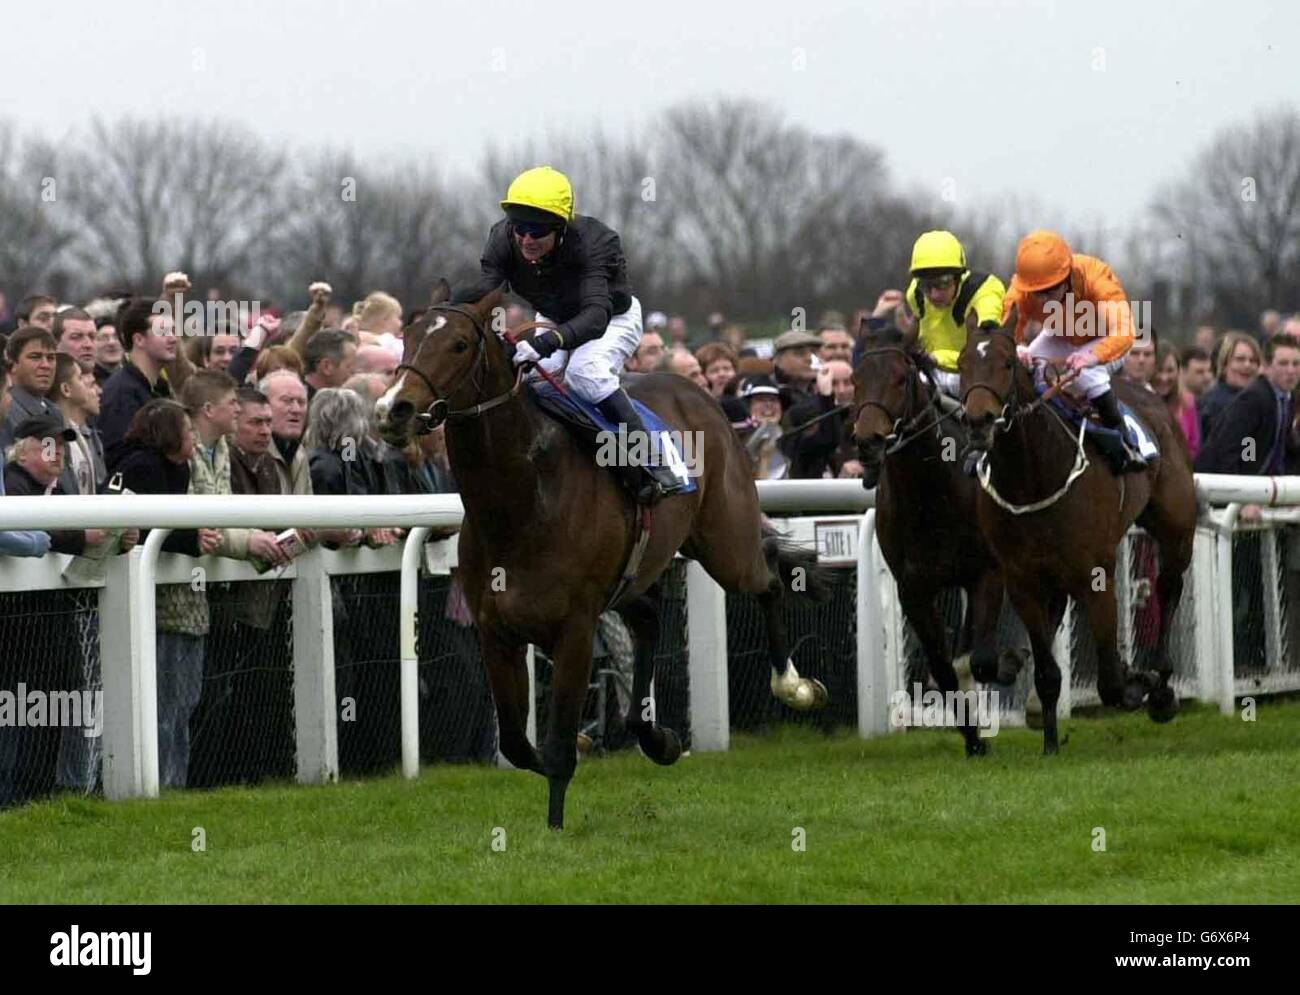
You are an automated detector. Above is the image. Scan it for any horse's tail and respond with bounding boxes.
[762,523,834,602]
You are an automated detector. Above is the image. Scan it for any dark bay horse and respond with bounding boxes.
[851,325,1008,756]
[958,327,1197,754]
[376,282,830,828]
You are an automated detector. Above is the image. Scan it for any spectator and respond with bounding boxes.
[356,290,403,336]
[105,400,222,789]
[695,341,749,424]
[305,387,386,498]
[818,323,854,365]
[52,308,97,367]
[707,312,726,338]
[626,329,665,372]
[1193,325,1218,368]
[3,417,108,553]
[737,374,790,479]
[1260,309,1282,342]
[782,359,854,479]
[253,344,305,384]
[1121,335,1157,387]
[192,330,243,373]
[1,328,61,454]
[260,369,313,495]
[771,330,821,401]
[645,310,669,341]
[1196,335,1300,485]
[720,323,746,353]
[666,315,689,352]
[98,298,179,458]
[1179,345,1213,399]
[1198,332,1262,442]
[302,329,359,401]
[1153,342,1200,460]
[354,344,398,381]
[229,386,279,495]
[1283,315,1300,340]
[0,464,51,557]
[663,349,708,390]
[15,295,57,331]
[50,355,105,495]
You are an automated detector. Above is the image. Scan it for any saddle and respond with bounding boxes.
[1037,386,1160,473]
[525,380,698,496]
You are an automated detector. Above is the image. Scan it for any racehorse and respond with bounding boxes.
[958,326,1197,754]
[851,324,1009,756]
[376,281,830,828]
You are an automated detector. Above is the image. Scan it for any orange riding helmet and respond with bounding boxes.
[1012,230,1073,293]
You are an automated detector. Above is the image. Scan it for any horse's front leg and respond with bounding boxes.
[542,617,597,830]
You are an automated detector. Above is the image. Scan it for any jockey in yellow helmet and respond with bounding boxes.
[451,165,683,503]
[903,230,1007,399]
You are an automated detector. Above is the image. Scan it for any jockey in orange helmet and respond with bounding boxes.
[1003,230,1148,473]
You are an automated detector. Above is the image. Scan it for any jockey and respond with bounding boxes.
[451,166,684,504]
[1003,230,1148,473]
[904,230,1006,402]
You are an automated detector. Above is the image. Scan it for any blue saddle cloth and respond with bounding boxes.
[526,380,699,494]
[1036,385,1160,460]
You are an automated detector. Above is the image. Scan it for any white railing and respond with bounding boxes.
[2,475,1297,803]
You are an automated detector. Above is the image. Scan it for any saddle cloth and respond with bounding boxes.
[1038,386,1160,461]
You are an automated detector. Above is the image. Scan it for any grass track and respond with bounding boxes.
[2,700,1298,903]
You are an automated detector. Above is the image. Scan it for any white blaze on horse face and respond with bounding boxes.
[977,340,990,359]
[376,314,447,418]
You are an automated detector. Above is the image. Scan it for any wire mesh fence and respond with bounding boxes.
[725,565,858,733]
[189,580,296,788]
[0,589,99,808]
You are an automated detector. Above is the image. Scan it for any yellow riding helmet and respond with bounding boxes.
[910,230,967,274]
[500,166,575,225]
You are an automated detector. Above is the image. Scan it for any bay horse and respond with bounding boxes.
[376,281,830,828]
[850,324,1009,756]
[958,326,1197,754]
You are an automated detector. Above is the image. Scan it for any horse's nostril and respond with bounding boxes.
[389,399,414,423]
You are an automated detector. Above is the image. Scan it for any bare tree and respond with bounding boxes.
[61,118,287,293]
[1152,106,1300,327]
[0,123,76,300]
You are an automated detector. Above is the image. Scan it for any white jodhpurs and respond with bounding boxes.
[1026,332,1112,399]
[930,369,961,398]
[534,296,643,404]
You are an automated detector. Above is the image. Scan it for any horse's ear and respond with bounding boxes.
[429,279,451,306]
[469,283,507,326]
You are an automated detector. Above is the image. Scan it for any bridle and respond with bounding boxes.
[958,327,1081,433]
[852,346,951,453]
[393,304,523,432]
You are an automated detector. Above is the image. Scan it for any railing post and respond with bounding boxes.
[856,510,893,737]
[399,527,430,780]
[100,548,146,800]
[1192,524,1220,706]
[686,559,729,751]
[1261,526,1283,674]
[292,547,338,783]
[1215,505,1242,715]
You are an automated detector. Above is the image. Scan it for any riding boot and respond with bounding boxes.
[1092,389,1148,473]
[596,388,685,505]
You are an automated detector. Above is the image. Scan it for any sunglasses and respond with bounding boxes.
[512,221,558,240]
[919,275,958,293]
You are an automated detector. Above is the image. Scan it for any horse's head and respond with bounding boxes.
[850,322,920,489]
[958,323,1023,451]
[376,280,508,446]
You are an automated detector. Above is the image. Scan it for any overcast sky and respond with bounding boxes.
[5,0,1292,234]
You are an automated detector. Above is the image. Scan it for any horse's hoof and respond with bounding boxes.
[1121,682,1147,711]
[1042,739,1059,756]
[646,727,683,766]
[1098,685,1124,708]
[965,737,989,758]
[1147,686,1179,724]
[805,678,830,709]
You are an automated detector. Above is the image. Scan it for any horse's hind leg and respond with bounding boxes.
[481,628,541,774]
[617,585,683,766]
[1145,522,1194,724]
[900,583,986,757]
[541,619,597,830]
[1078,577,1149,710]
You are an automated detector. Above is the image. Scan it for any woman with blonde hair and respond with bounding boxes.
[1199,331,1262,441]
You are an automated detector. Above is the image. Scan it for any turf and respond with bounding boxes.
[2,700,1298,904]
